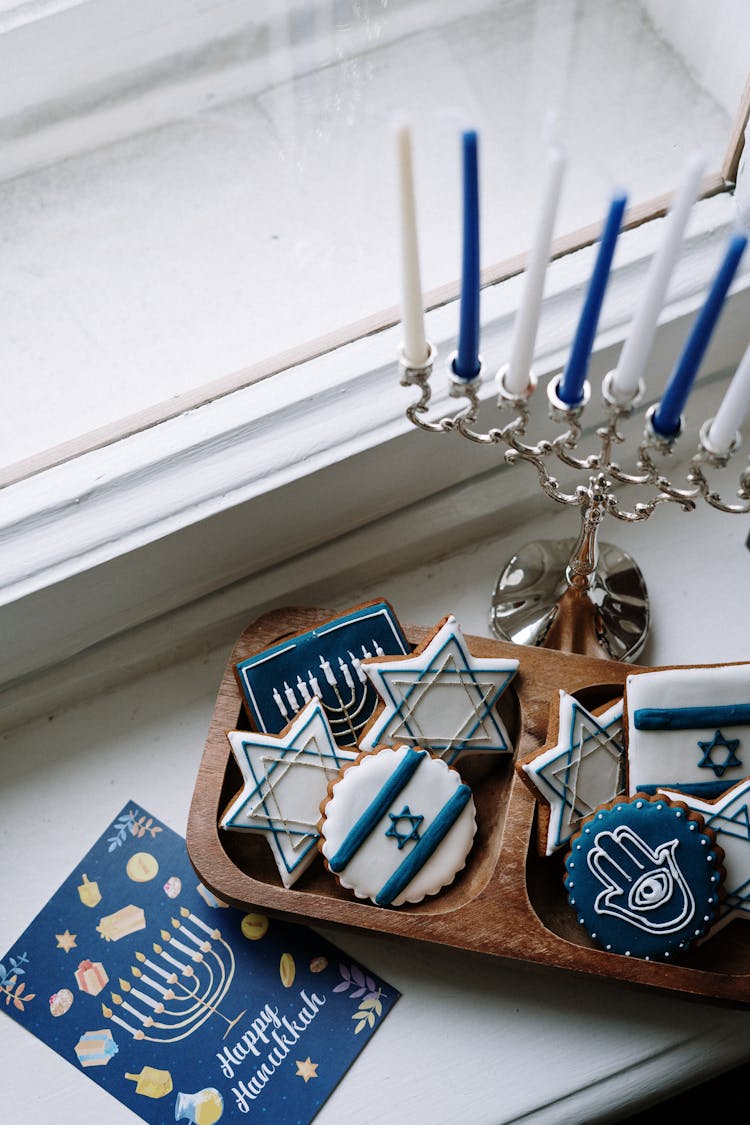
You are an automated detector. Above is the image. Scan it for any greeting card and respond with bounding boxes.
[0,802,398,1123]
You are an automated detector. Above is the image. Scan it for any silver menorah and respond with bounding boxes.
[101,908,245,1043]
[401,350,750,662]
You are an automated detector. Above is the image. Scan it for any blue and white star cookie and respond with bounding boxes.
[358,615,519,764]
[564,795,724,960]
[520,690,625,855]
[319,745,477,907]
[220,699,358,887]
[659,776,750,936]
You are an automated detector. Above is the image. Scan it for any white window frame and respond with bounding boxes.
[1,7,749,730]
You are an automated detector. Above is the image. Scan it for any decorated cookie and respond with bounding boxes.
[220,699,359,887]
[358,615,519,764]
[660,777,750,935]
[519,690,625,856]
[234,600,410,747]
[564,795,724,960]
[319,745,476,907]
[625,662,750,798]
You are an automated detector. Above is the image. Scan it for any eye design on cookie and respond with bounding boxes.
[629,869,673,912]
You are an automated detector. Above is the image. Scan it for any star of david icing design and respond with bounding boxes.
[660,776,750,934]
[385,806,424,849]
[522,690,625,855]
[697,730,742,778]
[220,699,358,888]
[358,615,519,764]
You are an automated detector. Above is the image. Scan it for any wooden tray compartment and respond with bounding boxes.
[187,607,750,1006]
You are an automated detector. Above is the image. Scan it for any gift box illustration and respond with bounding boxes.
[74,960,109,996]
[74,1028,118,1068]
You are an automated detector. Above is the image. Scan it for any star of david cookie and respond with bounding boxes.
[624,662,750,799]
[220,699,359,887]
[319,745,477,907]
[659,777,750,936]
[518,690,625,856]
[358,615,519,764]
[564,795,724,960]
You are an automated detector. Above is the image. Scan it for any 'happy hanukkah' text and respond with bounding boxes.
[216,989,326,1113]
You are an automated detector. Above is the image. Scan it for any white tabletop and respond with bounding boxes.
[2,498,749,1124]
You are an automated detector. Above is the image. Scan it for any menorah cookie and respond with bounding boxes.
[319,745,476,907]
[564,795,724,960]
[234,599,410,747]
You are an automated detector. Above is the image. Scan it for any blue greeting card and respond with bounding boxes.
[0,802,399,1123]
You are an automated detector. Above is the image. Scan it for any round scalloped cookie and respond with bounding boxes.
[564,794,724,961]
[319,745,476,907]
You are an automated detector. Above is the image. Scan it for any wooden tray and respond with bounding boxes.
[186,606,750,1007]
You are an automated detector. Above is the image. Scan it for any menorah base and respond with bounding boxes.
[489,538,649,662]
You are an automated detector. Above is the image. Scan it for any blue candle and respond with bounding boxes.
[453,130,481,381]
[558,191,628,405]
[652,231,748,437]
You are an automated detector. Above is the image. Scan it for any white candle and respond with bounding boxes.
[133,968,171,998]
[396,123,429,368]
[612,150,706,401]
[173,917,210,951]
[506,142,566,394]
[154,942,190,974]
[136,951,173,982]
[349,650,367,683]
[180,907,220,940]
[707,343,750,453]
[102,1003,140,1037]
[339,657,354,690]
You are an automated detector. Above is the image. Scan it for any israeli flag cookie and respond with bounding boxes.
[625,663,750,798]
[319,746,477,907]
[564,795,724,961]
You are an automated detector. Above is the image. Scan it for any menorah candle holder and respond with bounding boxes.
[400,346,750,661]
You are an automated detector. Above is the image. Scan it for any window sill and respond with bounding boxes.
[1,191,748,730]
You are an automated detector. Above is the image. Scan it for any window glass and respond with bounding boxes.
[0,0,744,470]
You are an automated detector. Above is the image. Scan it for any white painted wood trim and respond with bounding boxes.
[1,192,748,729]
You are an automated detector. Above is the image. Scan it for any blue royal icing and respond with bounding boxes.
[564,797,722,960]
[625,666,750,800]
[359,615,518,763]
[235,601,410,746]
[322,747,476,907]
[659,777,750,934]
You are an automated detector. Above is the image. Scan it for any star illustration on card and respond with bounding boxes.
[697,730,742,778]
[358,615,519,764]
[220,699,359,888]
[660,776,750,934]
[296,1057,318,1083]
[522,691,625,855]
[55,930,77,953]
[385,806,424,849]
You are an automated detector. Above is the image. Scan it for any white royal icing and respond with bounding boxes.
[358,615,519,764]
[522,690,625,855]
[220,699,358,888]
[626,664,750,798]
[660,776,750,935]
[320,745,477,907]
